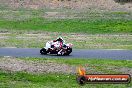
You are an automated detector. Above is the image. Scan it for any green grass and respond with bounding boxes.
[1,31,131,49]
[111,11,130,15]
[0,57,132,88]
[22,58,132,68]
[0,18,132,34]
[0,6,132,34]
[0,70,131,88]
[0,71,76,88]
[0,9,132,34]
[0,4,132,88]
[22,57,132,74]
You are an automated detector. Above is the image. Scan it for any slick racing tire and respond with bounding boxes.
[64,48,72,55]
[40,48,47,55]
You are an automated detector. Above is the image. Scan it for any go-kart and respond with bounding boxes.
[40,41,73,55]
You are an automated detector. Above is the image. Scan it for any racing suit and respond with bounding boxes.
[52,39,65,55]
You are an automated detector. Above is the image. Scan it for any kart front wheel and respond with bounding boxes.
[40,48,47,55]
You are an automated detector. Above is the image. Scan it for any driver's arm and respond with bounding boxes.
[53,40,57,42]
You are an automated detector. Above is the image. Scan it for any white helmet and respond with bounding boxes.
[56,36,63,42]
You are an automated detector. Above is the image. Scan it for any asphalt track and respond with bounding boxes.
[0,48,132,60]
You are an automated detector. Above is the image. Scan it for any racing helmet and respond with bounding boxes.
[56,36,63,42]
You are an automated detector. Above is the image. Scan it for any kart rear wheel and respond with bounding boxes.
[40,48,47,55]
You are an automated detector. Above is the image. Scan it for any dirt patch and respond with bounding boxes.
[0,57,76,74]
[106,65,132,76]
[1,0,132,11]
[118,67,132,76]
[0,57,131,76]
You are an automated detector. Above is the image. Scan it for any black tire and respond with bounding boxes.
[40,48,47,55]
[64,48,72,55]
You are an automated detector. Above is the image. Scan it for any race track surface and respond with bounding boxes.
[0,48,132,60]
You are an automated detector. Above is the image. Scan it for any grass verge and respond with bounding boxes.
[0,18,132,34]
[22,57,132,74]
[0,31,132,49]
[0,57,132,88]
[0,70,131,88]
[22,57,132,68]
